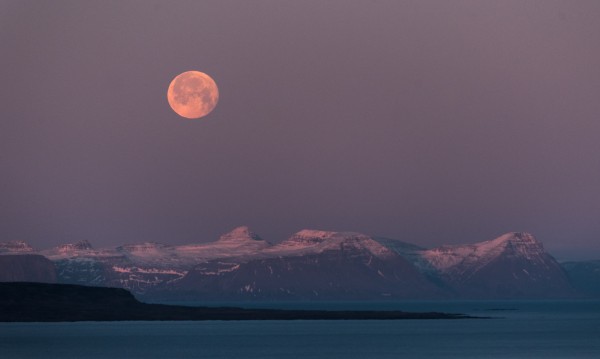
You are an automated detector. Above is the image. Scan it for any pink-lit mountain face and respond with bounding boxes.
[0,228,580,300]
[171,230,441,300]
[415,232,575,298]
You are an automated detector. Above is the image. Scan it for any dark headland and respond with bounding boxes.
[0,282,479,322]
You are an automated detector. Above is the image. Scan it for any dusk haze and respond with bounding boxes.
[1,1,600,358]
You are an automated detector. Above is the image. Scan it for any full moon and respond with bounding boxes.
[167,71,219,119]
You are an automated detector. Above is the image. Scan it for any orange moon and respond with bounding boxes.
[167,71,219,119]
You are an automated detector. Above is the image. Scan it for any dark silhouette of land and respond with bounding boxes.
[0,282,477,322]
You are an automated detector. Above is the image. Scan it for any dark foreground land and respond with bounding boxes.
[0,282,478,322]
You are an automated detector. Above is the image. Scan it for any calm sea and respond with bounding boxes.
[1,301,599,358]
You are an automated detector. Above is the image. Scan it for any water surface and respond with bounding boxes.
[2,301,599,358]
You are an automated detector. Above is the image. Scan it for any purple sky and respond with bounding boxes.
[1,1,600,260]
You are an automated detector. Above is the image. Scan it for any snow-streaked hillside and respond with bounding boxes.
[417,232,574,298]
[0,229,580,300]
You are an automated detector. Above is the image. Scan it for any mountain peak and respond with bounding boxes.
[495,232,537,243]
[217,226,264,243]
[285,230,367,247]
[293,229,338,241]
[423,232,547,272]
[0,240,35,253]
[473,232,543,257]
[292,229,370,241]
[58,240,93,252]
[492,232,544,257]
[280,229,393,257]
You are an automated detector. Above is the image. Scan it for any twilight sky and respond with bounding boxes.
[1,0,600,259]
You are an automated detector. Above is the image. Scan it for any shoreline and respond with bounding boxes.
[0,282,484,322]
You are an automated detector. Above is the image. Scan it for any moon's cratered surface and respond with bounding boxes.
[167,71,219,119]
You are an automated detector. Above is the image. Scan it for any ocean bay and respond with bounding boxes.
[2,301,599,359]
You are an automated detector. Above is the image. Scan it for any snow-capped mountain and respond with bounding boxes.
[418,232,575,298]
[165,230,439,300]
[0,240,35,254]
[260,230,397,260]
[44,226,271,293]
[0,229,582,300]
[422,232,546,273]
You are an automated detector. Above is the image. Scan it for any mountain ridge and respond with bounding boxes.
[0,229,588,300]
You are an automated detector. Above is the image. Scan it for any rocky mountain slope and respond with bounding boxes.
[0,228,584,300]
[166,230,440,300]
[418,232,575,298]
[0,255,57,283]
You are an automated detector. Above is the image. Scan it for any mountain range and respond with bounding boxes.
[0,227,596,300]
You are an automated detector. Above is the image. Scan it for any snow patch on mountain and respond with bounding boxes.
[111,265,186,276]
[193,262,241,276]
